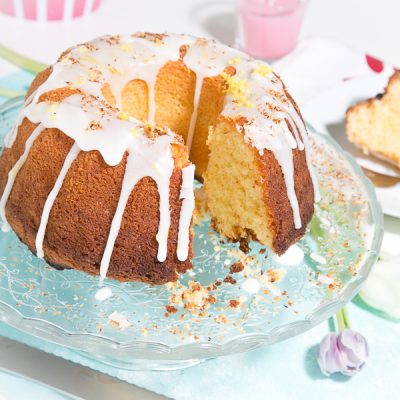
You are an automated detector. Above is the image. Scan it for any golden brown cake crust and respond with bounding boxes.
[256,147,314,254]
[346,70,400,115]
[204,111,314,256]
[0,69,192,285]
[256,82,314,254]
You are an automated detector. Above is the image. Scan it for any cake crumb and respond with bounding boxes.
[229,299,240,308]
[207,295,217,304]
[214,314,228,324]
[223,276,237,285]
[165,305,178,316]
[108,311,131,330]
[230,262,244,274]
[239,238,250,253]
[267,268,286,283]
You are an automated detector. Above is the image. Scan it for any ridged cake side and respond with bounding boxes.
[0,68,193,284]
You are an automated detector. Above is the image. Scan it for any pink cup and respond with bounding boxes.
[0,0,102,21]
[236,0,308,60]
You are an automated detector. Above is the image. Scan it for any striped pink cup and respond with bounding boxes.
[0,0,102,21]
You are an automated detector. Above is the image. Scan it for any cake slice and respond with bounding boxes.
[205,118,315,255]
[346,70,400,168]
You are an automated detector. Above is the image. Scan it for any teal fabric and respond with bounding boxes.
[0,368,80,399]
[0,70,399,400]
[0,70,34,103]
[1,302,399,400]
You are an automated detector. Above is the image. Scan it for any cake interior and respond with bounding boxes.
[346,71,400,168]
[112,60,226,178]
[205,119,273,248]
[104,62,273,248]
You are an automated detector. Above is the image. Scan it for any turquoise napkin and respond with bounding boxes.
[0,368,80,400]
[0,70,33,102]
[1,302,399,400]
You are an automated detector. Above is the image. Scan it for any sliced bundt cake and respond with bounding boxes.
[0,33,319,284]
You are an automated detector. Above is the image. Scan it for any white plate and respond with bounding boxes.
[302,73,400,218]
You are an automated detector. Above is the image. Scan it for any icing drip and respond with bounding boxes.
[183,39,243,151]
[0,124,46,232]
[277,94,320,202]
[186,76,203,151]
[1,32,320,281]
[4,126,18,149]
[35,143,80,258]
[99,135,174,283]
[177,164,195,261]
[147,77,157,125]
[4,94,35,148]
[299,131,321,203]
[223,64,320,226]
[273,143,302,229]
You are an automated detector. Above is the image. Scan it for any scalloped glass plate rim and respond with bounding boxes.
[0,96,384,360]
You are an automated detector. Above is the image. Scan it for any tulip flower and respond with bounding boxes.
[317,307,369,376]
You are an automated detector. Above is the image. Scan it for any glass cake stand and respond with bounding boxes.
[0,97,383,370]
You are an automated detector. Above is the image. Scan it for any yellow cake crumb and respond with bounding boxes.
[119,43,133,52]
[254,64,273,78]
[229,57,242,65]
[221,72,253,108]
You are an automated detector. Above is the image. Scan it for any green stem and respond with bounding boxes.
[0,44,47,74]
[342,307,351,329]
[336,309,345,331]
[336,307,350,332]
[0,86,24,98]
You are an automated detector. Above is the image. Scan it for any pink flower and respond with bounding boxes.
[317,329,369,376]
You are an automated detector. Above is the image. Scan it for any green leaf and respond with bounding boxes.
[0,86,24,98]
[0,44,47,74]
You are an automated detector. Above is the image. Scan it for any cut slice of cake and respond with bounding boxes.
[205,118,315,255]
[346,70,400,168]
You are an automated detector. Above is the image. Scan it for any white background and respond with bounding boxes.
[1,0,400,68]
[0,0,399,399]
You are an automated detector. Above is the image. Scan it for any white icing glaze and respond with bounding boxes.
[1,124,46,232]
[0,33,320,282]
[317,274,334,285]
[177,164,195,261]
[186,76,203,151]
[242,278,261,294]
[310,252,327,265]
[35,143,80,259]
[182,40,242,150]
[108,311,131,330]
[99,134,174,284]
[300,128,321,202]
[274,145,302,229]
[272,244,304,266]
[95,286,113,301]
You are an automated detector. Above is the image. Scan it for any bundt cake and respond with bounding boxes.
[0,33,319,284]
[346,70,400,168]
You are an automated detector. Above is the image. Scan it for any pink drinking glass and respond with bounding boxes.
[236,0,308,60]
